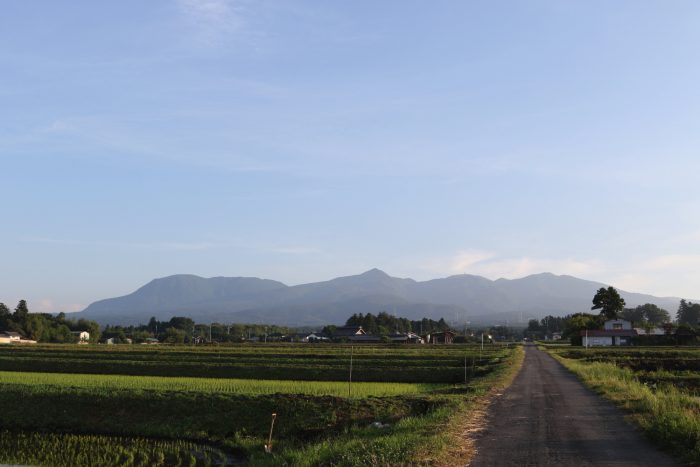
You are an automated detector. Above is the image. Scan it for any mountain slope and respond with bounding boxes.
[75,270,688,326]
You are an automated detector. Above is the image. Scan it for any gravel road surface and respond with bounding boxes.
[469,344,679,466]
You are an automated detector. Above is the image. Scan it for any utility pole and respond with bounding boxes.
[209,323,212,343]
[464,352,467,383]
[348,346,354,398]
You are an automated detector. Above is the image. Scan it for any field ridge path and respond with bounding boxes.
[468,344,680,467]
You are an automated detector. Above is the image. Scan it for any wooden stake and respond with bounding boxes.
[264,413,277,453]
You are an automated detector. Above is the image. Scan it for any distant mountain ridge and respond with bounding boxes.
[75,269,687,326]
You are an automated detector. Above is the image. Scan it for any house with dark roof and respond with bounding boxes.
[581,319,636,346]
[388,332,424,344]
[332,326,366,338]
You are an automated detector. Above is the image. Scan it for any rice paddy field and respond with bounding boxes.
[545,345,700,464]
[0,343,520,466]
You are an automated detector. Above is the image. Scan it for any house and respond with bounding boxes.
[581,319,636,346]
[72,331,90,343]
[332,326,366,338]
[424,330,456,344]
[0,331,21,342]
[142,338,160,345]
[388,332,424,344]
[551,332,562,341]
[302,332,330,343]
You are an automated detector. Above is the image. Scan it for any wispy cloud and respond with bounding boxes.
[412,249,700,299]
[413,249,604,281]
[178,0,246,46]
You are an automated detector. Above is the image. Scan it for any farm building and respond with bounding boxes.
[424,331,456,344]
[333,326,366,338]
[388,332,424,344]
[301,332,330,343]
[72,331,90,343]
[0,331,21,343]
[581,319,636,346]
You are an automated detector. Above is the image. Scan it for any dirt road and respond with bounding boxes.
[469,344,679,466]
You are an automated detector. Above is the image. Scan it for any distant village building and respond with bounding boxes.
[332,326,366,338]
[0,332,21,343]
[424,331,456,344]
[388,332,424,344]
[301,332,329,343]
[72,331,90,343]
[0,332,36,345]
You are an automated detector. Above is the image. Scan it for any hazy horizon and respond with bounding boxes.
[3,1,700,313]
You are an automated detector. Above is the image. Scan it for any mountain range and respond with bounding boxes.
[72,269,687,327]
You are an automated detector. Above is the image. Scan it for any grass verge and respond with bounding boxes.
[548,350,700,465]
[432,344,525,466]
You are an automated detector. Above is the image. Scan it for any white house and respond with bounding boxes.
[301,333,329,343]
[0,331,21,343]
[581,319,636,346]
[72,331,90,343]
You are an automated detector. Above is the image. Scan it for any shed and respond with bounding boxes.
[424,331,456,344]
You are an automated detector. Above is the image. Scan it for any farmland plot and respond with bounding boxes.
[0,343,520,466]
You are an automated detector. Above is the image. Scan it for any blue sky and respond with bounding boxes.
[2,1,700,312]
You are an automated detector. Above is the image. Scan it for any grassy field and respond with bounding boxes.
[544,345,700,464]
[0,370,444,397]
[0,430,229,467]
[0,343,520,466]
[0,343,510,382]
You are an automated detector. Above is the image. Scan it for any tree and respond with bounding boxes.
[638,304,670,325]
[76,318,101,343]
[677,300,700,326]
[168,316,194,332]
[591,287,625,320]
[165,327,186,344]
[13,300,30,329]
[620,307,644,323]
[0,303,11,329]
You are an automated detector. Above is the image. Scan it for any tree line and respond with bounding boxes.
[0,300,100,343]
[103,316,297,344]
[525,287,699,341]
[341,312,451,336]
